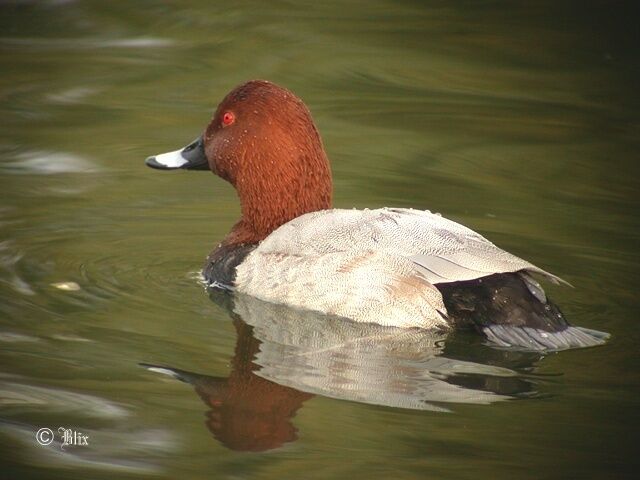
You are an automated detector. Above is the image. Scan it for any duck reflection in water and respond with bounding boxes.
[144,317,311,452]
[142,291,545,452]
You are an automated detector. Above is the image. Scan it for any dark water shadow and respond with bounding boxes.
[142,291,545,452]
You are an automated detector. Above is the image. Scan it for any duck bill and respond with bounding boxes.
[145,136,209,170]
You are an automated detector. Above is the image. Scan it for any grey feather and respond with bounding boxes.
[235,249,449,329]
[255,208,565,285]
[482,324,608,351]
[235,207,568,328]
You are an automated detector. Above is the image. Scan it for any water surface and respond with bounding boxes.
[1,1,639,479]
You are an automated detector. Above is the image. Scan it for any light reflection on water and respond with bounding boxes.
[0,1,638,479]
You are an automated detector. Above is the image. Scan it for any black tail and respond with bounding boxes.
[437,273,608,351]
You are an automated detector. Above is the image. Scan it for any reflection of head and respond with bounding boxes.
[188,317,312,452]
[204,390,300,452]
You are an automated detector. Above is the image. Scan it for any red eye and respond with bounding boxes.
[222,111,235,126]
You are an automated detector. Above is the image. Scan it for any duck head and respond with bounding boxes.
[146,80,333,243]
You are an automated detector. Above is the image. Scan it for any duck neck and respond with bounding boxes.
[223,154,333,246]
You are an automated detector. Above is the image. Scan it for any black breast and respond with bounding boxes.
[203,243,258,288]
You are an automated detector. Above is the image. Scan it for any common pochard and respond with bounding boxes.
[145,80,607,351]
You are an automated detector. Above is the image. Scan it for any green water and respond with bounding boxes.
[1,1,639,479]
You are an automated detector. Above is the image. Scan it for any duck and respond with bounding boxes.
[145,80,608,351]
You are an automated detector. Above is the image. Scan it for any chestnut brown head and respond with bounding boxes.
[146,80,333,243]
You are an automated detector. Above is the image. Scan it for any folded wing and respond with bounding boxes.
[254,207,565,286]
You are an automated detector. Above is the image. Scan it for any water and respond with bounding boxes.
[1,1,639,479]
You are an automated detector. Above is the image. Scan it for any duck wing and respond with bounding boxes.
[254,207,566,287]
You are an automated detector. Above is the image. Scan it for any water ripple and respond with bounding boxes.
[0,151,101,175]
[0,36,176,51]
